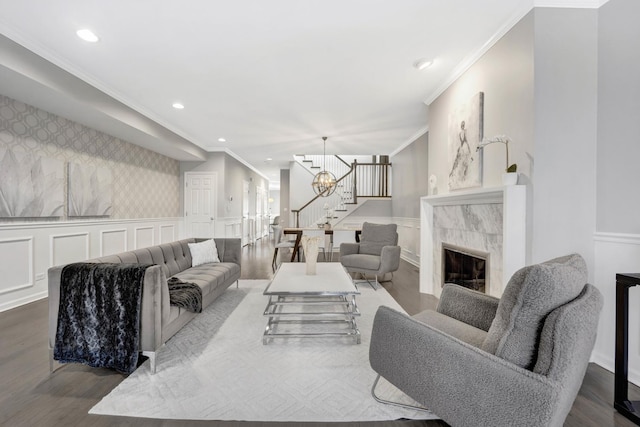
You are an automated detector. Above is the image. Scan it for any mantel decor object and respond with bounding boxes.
[476,135,519,185]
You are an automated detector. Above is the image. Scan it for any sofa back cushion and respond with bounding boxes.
[359,222,398,256]
[481,253,588,369]
[94,238,196,277]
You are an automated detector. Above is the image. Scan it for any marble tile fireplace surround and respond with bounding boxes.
[420,186,527,299]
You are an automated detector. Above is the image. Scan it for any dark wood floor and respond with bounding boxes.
[0,237,638,426]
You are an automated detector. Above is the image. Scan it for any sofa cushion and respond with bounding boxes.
[171,263,239,297]
[340,254,381,271]
[413,309,487,349]
[482,254,588,369]
[188,239,220,267]
[359,222,398,256]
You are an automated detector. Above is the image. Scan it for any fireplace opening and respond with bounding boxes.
[442,244,489,293]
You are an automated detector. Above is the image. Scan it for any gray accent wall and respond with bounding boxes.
[427,12,535,194]
[597,0,640,234]
[531,8,598,271]
[391,131,429,218]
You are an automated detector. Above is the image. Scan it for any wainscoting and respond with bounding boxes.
[592,232,640,387]
[0,217,181,312]
[392,217,420,268]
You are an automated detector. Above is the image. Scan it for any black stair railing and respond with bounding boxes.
[292,158,392,228]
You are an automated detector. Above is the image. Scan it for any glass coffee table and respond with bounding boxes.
[263,263,361,344]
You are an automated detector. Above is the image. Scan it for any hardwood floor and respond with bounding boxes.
[0,237,637,426]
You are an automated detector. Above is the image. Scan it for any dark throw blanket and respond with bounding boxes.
[54,262,151,374]
[167,277,203,313]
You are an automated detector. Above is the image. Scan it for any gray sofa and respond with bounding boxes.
[48,237,241,373]
[369,254,603,427]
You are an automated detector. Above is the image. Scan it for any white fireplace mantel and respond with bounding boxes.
[419,185,527,297]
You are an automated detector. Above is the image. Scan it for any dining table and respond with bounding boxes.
[283,227,361,262]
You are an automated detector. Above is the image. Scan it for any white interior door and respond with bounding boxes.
[255,186,264,240]
[242,180,251,246]
[185,172,217,238]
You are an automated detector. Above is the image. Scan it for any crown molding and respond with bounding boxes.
[534,0,609,7]
[423,2,533,106]
[206,147,271,183]
[390,125,429,158]
[423,0,609,106]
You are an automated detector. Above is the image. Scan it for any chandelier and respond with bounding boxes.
[311,136,337,197]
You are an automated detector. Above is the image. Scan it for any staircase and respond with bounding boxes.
[291,155,391,228]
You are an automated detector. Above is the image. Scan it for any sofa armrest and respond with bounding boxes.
[379,245,401,274]
[340,242,360,257]
[49,263,167,353]
[436,283,499,332]
[48,265,64,350]
[370,306,561,427]
[213,238,242,266]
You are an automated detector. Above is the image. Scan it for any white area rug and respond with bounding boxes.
[90,280,438,422]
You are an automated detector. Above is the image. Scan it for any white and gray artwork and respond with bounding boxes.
[448,92,484,190]
[68,163,113,217]
[0,147,64,217]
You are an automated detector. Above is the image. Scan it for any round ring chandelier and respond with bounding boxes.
[311,136,337,197]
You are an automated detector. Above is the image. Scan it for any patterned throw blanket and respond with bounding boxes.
[167,277,203,313]
[54,263,151,374]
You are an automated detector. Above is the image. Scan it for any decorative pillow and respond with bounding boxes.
[481,253,587,369]
[188,239,220,267]
[359,222,398,256]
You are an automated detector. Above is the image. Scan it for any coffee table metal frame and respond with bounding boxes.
[263,263,361,344]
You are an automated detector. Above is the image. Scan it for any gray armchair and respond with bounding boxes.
[369,254,603,427]
[340,222,401,289]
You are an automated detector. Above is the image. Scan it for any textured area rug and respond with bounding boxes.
[90,280,438,422]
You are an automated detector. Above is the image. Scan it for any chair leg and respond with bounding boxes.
[272,247,279,270]
[371,374,431,413]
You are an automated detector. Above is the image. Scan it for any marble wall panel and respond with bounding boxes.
[434,203,503,295]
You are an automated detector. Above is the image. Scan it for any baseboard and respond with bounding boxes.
[591,350,640,388]
[0,291,47,313]
[400,254,420,268]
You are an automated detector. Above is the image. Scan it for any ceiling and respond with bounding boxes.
[0,0,554,187]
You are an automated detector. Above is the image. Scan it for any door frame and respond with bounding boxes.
[184,171,218,237]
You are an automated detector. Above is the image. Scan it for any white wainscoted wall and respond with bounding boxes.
[592,232,640,387]
[215,217,243,239]
[392,217,420,267]
[0,218,181,312]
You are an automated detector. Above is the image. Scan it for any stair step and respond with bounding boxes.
[310,166,320,169]
[302,160,313,163]
[334,209,347,212]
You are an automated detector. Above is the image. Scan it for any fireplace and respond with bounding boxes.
[442,244,489,293]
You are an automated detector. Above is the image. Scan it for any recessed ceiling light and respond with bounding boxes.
[266,158,273,161]
[413,58,433,71]
[218,138,226,143]
[172,103,185,109]
[76,29,99,43]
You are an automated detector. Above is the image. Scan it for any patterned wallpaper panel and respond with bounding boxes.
[0,94,180,220]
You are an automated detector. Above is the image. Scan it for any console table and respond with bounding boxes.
[615,273,640,425]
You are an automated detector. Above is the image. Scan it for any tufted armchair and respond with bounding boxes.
[369,254,603,427]
[339,222,401,289]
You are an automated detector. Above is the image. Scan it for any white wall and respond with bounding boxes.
[590,0,640,385]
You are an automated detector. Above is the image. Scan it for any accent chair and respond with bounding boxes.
[368,253,603,427]
[339,222,401,289]
[271,225,295,271]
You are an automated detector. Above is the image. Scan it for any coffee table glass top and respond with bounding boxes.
[264,263,359,295]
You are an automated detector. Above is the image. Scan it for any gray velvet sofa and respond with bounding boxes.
[48,237,241,373]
